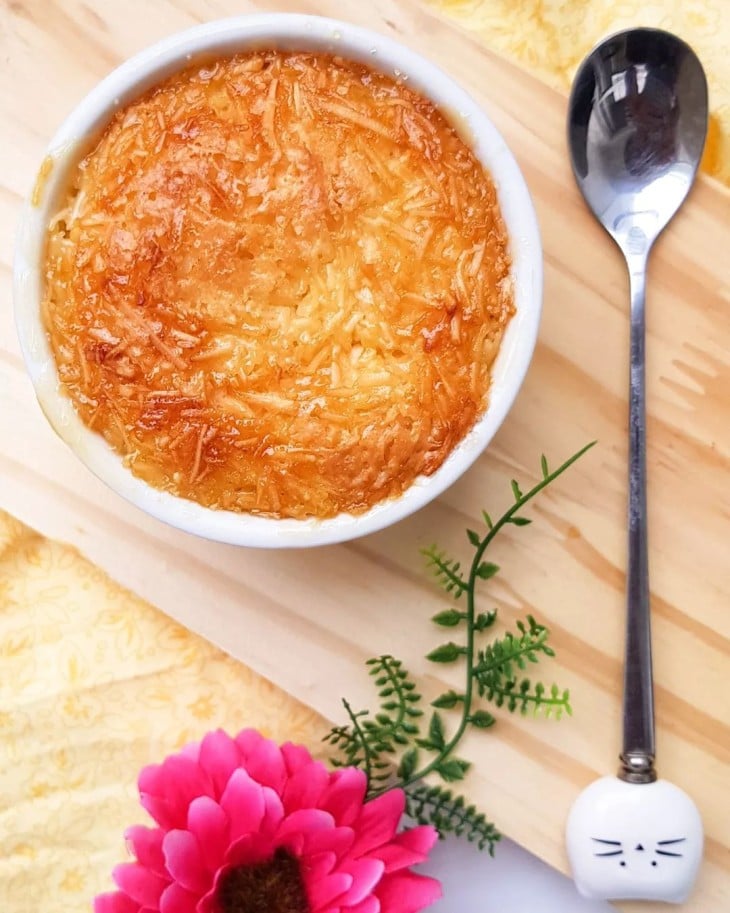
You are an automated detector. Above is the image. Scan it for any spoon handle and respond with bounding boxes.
[620,258,656,783]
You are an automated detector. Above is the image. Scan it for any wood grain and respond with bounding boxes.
[0,1,728,909]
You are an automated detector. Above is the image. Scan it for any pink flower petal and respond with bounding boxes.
[349,791,405,857]
[224,835,251,867]
[282,761,330,813]
[301,825,355,859]
[307,872,353,910]
[162,830,210,895]
[93,892,140,913]
[277,808,334,843]
[220,768,265,840]
[197,890,217,913]
[375,872,442,913]
[261,785,285,836]
[187,796,229,872]
[226,834,273,867]
[138,763,165,798]
[281,742,314,774]
[179,742,200,762]
[346,898,380,913]
[124,826,166,876]
[138,795,176,830]
[319,768,368,827]
[234,729,268,761]
[375,827,439,873]
[336,858,385,906]
[302,850,337,881]
[159,882,198,913]
[139,757,211,829]
[197,730,241,800]
[112,863,168,907]
[163,755,212,798]
[238,734,287,793]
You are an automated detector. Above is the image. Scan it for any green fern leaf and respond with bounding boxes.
[398,748,419,780]
[474,611,497,631]
[405,784,500,854]
[428,713,446,750]
[432,690,463,709]
[435,757,471,782]
[468,710,496,729]
[421,546,468,599]
[432,609,464,627]
[426,642,463,663]
[507,516,532,526]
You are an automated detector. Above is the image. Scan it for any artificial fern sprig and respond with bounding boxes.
[325,442,595,848]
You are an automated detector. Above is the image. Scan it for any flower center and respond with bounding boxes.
[217,848,310,913]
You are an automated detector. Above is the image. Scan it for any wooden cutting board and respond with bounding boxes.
[1,1,728,909]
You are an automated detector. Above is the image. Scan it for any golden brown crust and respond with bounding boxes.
[43,51,513,519]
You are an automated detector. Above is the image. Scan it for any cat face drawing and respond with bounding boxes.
[566,777,703,902]
[592,836,686,867]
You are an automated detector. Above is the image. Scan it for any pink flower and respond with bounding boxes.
[95,729,441,913]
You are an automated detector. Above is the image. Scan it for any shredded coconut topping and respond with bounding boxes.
[43,51,513,519]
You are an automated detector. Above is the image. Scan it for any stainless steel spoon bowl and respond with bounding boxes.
[568,28,708,260]
[565,29,708,904]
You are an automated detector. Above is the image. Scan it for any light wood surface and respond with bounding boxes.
[1,1,728,910]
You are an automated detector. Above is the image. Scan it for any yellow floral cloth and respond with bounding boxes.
[0,511,324,911]
[429,0,729,184]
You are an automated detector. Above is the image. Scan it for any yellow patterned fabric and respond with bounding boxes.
[429,0,729,185]
[0,510,324,911]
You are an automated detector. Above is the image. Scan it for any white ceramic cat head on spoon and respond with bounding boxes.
[565,27,707,905]
[567,777,703,902]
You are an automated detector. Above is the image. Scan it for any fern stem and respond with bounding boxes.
[387,442,595,792]
[476,441,595,552]
[397,538,480,788]
[343,699,373,785]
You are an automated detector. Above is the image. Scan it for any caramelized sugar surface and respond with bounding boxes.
[44,52,513,519]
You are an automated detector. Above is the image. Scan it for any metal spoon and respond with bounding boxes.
[564,29,707,903]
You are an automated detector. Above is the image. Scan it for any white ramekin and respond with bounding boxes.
[14,13,542,549]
